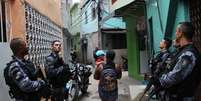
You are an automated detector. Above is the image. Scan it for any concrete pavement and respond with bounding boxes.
[79,71,146,101]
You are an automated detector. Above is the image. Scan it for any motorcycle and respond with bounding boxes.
[77,64,92,93]
[65,61,92,101]
[65,61,79,101]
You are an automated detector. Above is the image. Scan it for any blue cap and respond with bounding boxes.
[95,50,105,57]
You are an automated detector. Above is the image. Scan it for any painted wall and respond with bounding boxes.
[146,0,168,53]
[124,15,142,80]
[170,1,190,39]
[70,3,81,36]
[102,17,125,29]
[26,0,62,26]
[113,49,127,65]
[110,0,135,12]
[61,0,72,29]
[80,0,98,35]
[7,0,62,40]
[146,0,189,53]
[87,32,99,64]
[0,43,13,101]
[101,0,126,29]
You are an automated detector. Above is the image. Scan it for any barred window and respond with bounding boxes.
[102,30,127,49]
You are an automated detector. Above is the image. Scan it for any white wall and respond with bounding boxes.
[0,43,12,101]
[113,49,127,65]
[87,32,99,64]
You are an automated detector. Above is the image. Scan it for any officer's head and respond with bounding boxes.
[10,38,28,56]
[160,38,172,50]
[176,22,194,42]
[51,40,61,53]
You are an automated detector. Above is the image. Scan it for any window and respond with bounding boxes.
[103,32,127,49]
[85,11,88,24]
[91,2,96,20]
[91,7,96,20]
[0,1,7,42]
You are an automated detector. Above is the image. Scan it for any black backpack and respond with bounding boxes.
[100,64,118,92]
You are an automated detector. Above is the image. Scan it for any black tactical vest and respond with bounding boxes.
[4,57,39,100]
[48,54,68,87]
[167,45,201,97]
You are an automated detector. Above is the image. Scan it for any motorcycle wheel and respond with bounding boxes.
[68,84,79,101]
[81,79,89,94]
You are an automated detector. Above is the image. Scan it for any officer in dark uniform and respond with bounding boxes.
[151,38,172,76]
[147,38,172,100]
[153,22,201,101]
[4,38,49,101]
[45,40,71,101]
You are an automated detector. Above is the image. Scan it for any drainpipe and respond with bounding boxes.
[97,0,102,48]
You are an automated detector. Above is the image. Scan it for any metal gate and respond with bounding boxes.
[189,0,201,52]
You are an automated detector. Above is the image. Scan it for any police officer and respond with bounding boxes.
[45,40,71,101]
[151,38,172,76]
[153,22,201,101]
[4,38,49,101]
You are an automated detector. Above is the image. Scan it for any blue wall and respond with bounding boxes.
[101,0,126,29]
[102,17,126,29]
[81,0,98,34]
[146,0,190,53]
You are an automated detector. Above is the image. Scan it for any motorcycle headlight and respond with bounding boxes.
[79,66,84,71]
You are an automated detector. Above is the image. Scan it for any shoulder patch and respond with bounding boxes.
[9,62,20,69]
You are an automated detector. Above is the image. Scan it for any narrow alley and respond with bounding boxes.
[1,0,201,101]
[79,71,136,101]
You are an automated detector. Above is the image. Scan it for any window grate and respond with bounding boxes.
[25,3,62,66]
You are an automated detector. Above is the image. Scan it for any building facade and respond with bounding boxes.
[110,0,201,82]
[69,2,82,62]
[110,0,147,80]
[101,0,127,66]
[80,0,99,63]
[61,0,72,63]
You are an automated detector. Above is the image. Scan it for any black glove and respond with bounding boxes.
[150,76,163,91]
[150,75,160,86]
